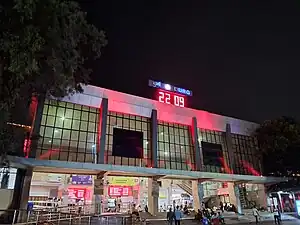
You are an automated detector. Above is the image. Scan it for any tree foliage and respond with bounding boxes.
[0,0,106,162]
[255,117,300,154]
[254,117,300,175]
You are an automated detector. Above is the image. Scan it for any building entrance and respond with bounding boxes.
[28,172,195,213]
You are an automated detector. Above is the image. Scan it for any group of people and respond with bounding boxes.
[166,206,185,225]
[166,205,225,225]
[252,205,281,225]
[195,208,225,225]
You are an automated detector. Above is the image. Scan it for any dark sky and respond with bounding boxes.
[78,0,300,123]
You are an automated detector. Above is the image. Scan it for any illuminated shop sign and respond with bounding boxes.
[149,80,191,108]
[108,186,130,196]
[68,188,86,199]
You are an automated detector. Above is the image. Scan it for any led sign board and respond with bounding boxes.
[158,91,185,107]
[148,80,192,97]
[149,80,191,108]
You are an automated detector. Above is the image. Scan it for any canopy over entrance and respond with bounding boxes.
[9,156,287,184]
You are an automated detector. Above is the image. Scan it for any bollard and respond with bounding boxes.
[88,216,91,225]
[58,212,61,225]
[27,210,31,223]
[35,211,40,225]
[12,210,17,225]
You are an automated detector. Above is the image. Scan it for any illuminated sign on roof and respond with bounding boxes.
[148,80,193,97]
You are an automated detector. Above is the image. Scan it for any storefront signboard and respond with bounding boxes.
[71,175,92,185]
[68,188,85,199]
[108,177,138,186]
[108,186,130,196]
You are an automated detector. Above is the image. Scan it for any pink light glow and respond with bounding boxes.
[100,87,223,131]
[39,149,60,159]
[23,138,31,158]
[219,157,233,174]
[240,160,261,176]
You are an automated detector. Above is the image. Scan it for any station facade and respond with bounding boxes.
[7,84,285,214]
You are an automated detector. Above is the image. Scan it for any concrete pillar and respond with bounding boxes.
[225,124,235,173]
[93,173,106,214]
[228,182,242,214]
[151,110,158,168]
[192,117,203,171]
[257,184,267,208]
[18,168,33,211]
[192,180,204,210]
[98,98,108,164]
[148,178,159,215]
[29,97,44,158]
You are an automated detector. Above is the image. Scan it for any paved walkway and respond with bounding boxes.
[146,221,300,225]
[143,211,300,224]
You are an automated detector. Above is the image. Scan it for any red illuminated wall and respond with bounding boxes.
[58,85,258,135]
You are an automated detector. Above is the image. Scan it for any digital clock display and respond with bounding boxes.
[157,90,186,107]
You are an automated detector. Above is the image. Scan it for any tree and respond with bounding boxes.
[0,0,107,164]
[254,117,300,191]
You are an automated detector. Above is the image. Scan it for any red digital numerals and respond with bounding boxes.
[158,91,185,107]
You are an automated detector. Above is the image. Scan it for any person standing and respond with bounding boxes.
[174,206,182,225]
[273,207,280,224]
[219,201,224,212]
[167,208,175,225]
[252,206,260,224]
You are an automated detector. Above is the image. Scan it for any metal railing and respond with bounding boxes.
[1,209,139,225]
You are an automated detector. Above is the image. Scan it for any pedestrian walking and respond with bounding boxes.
[274,207,280,224]
[174,206,182,225]
[252,206,260,224]
[167,208,175,225]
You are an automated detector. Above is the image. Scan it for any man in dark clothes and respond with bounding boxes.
[167,208,175,225]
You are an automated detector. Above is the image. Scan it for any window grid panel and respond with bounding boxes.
[157,121,195,171]
[104,112,151,167]
[37,100,99,163]
[198,128,229,174]
[231,134,261,175]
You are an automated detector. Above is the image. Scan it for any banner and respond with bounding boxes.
[71,175,92,185]
[108,186,131,196]
[108,177,138,186]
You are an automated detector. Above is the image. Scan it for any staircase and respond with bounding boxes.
[238,186,247,209]
[174,180,192,195]
[238,186,256,209]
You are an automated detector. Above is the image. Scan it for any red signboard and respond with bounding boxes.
[108,186,132,196]
[68,188,86,199]
[158,90,186,108]
[222,182,228,188]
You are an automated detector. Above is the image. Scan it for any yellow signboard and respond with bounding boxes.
[108,177,138,186]
[159,190,167,199]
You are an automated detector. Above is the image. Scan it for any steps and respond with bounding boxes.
[176,180,192,195]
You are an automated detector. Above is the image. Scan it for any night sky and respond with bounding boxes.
[78,0,300,123]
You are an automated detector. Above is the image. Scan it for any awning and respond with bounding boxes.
[8,156,287,184]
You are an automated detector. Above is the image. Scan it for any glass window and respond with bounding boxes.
[232,134,261,175]
[157,121,194,171]
[104,112,151,167]
[37,100,99,163]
